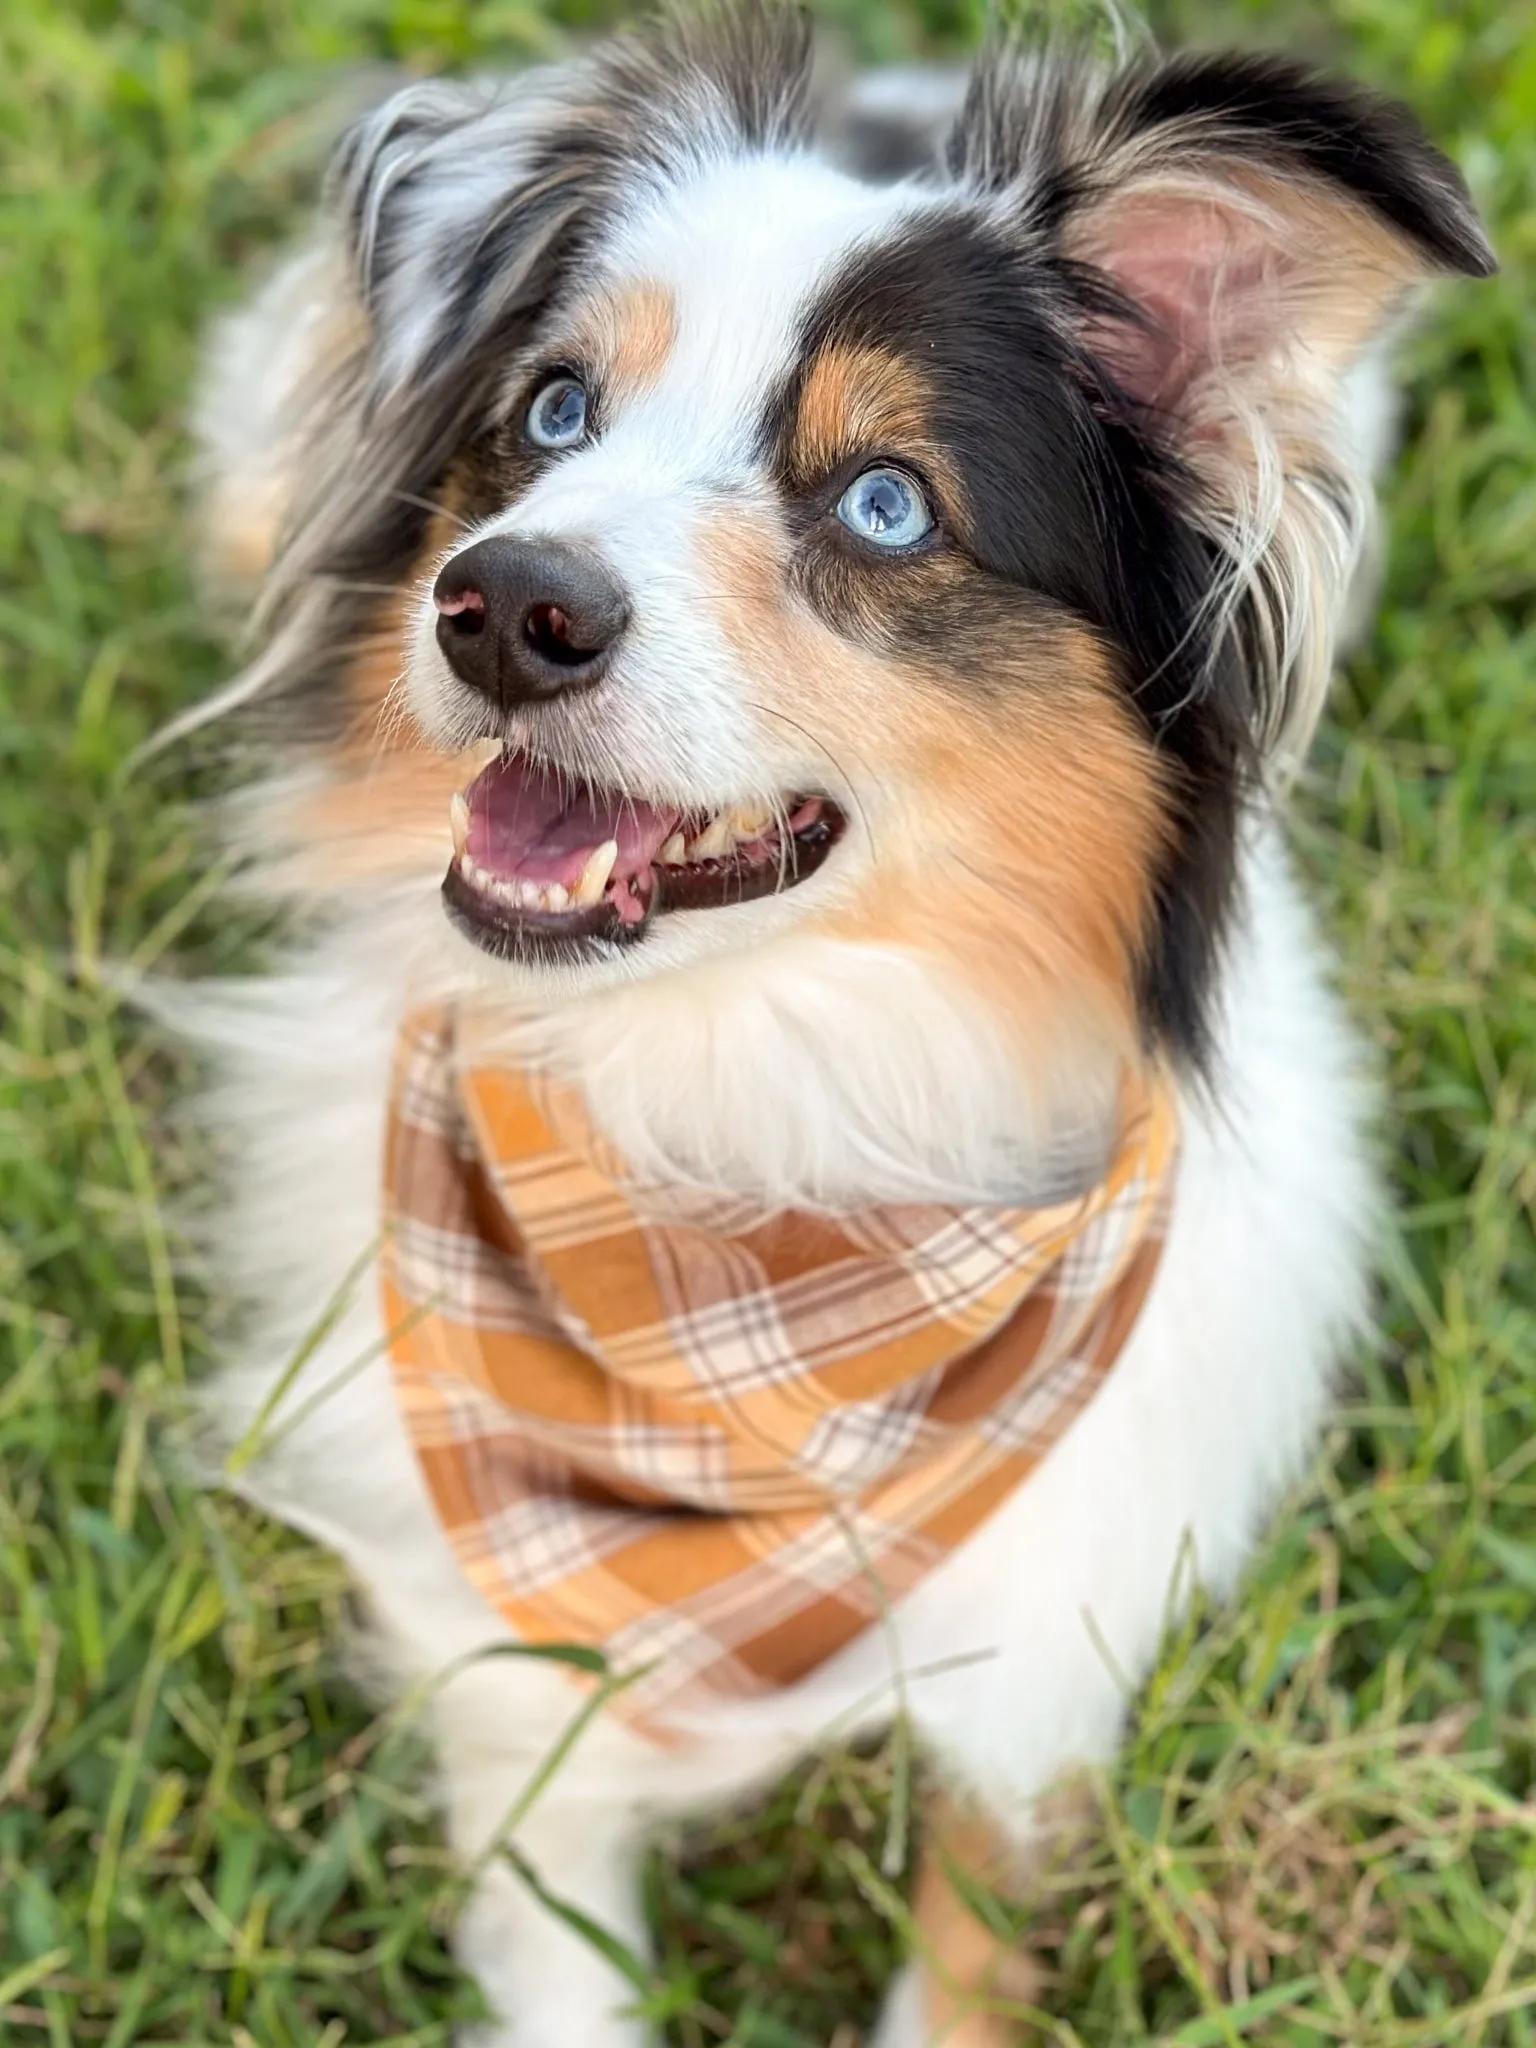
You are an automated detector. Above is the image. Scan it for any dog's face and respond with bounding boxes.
[244,10,1490,1127]
[408,155,1178,1086]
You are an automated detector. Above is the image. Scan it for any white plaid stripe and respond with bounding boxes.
[390,1216,565,1336]
[607,1423,737,1507]
[632,1206,1089,1391]
[796,1385,934,1491]
[398,1373,505,1452]
[474,1492,649,1590]
[605,1604,736,1702]
[394,1062,458,1139]
[488,1166,637,1251]
[690,1501,937,1623]
[604,1510,907,1689]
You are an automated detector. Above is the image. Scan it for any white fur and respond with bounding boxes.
[402,157,938,828]
[188,822,1375,2044]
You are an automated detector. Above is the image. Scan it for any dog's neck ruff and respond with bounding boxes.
[383,1007,1179,1729]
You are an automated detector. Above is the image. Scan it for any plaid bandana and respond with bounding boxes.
[382,1007,1178,1726]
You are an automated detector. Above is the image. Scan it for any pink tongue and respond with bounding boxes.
[464,753,681,890]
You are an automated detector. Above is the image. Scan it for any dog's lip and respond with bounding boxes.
[441,749,846,962]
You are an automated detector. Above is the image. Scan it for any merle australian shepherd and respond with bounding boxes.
[181,7,1492,2040]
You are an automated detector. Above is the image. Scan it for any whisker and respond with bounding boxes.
[373,671,417,752]
[388,488,473,534]
[766,788,794,897]
[743,701,876,866]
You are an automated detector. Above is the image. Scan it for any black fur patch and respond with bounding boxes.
[773,212,1122,626]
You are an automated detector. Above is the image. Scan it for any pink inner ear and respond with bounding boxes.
[1083,193,1288,414]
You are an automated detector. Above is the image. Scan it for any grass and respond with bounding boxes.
[1,0,1533,2041]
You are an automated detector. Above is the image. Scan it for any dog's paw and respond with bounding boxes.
[866,1965,927,2048]
[453,1859,655,2047]
[456,2017,650,2048]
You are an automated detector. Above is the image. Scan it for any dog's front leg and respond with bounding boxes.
[867,1787,1070,2048]
[445,1776,655,2048]
[430,1660,656,2048]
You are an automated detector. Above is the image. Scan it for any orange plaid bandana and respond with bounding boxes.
[383,1007,1178,1725]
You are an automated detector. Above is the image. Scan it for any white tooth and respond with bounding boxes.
[690,815,734,861]
[731,804,772,842]
[543,883,569,913]
[573,839,619,908]
[450,791,471,859]
[660,832,688,866]
[460,852,480,881]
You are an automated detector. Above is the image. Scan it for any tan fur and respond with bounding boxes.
[820,654,1166,1061]
[204,473,291,591]
[913,1784,1098,2042]
[573,279,678,398]
[265,752,467,888]
[914,1799,1043,2045]
[699,518,1167,1066]
[792,344,931,472]
[789,344,967,518]
[258,563,465,892]
[196,238,369,597]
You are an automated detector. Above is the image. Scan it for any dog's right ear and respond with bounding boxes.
[192,65,602,602]
[334,1,815,399]
[330,67,605,397]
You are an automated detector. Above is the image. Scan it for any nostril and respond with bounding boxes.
[434,537,627,701]
[524,600,599,668]
[526,601,571,647]
[437,586,486,636]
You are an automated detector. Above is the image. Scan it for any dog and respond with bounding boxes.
[180,6,1493,2041]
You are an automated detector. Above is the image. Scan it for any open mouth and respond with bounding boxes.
[442,750,845,960]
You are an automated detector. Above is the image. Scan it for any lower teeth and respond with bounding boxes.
[453,796,824,921]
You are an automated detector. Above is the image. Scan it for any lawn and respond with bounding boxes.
[1,0,1534,2042]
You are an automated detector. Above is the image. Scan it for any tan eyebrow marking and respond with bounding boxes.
[572,279,678,399]
[786,340,972,536]
[790,341,934,482]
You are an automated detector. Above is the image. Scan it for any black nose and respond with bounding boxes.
[433,536,630,707]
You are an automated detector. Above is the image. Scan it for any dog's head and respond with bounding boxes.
[213,4,1490,1198]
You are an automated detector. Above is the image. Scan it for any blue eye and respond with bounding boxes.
[836,466,932,548]
[526,375,588,449]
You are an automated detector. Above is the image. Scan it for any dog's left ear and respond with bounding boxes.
[1037,53,1493,407]
[953,51,1493,757]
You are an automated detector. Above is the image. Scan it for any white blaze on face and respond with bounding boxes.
[406,151,936,807]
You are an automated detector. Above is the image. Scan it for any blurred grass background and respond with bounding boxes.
[1,0,1534,2041]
